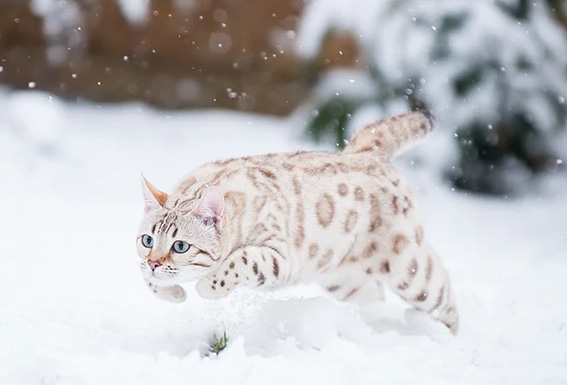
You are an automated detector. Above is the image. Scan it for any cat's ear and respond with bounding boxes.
[194,186,224,230]
[141,175,168,213]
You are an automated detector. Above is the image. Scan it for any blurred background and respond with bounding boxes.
[1,0,566,195]
[2,2,567,383]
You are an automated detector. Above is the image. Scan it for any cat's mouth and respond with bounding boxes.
[146,270,181,286]
[142,262,206,284]
[152,267,180,280]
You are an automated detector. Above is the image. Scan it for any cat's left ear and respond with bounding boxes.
[194,186,224,230]
[141,175,168,213]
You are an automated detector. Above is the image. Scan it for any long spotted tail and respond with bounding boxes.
[343,111,436,160]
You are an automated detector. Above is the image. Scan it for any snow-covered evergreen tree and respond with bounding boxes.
[300,0,567,194]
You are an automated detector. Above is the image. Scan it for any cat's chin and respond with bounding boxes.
[146,275,179,286]
[146,270,201,286]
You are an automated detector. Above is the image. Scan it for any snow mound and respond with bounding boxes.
[1,91,566,384]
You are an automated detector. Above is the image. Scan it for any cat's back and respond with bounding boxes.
[172,150,400,199]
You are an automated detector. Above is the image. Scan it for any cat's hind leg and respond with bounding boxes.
[380,235,459,334]
[323,272,385,304]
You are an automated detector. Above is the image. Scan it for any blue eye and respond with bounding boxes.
[141,234,154,248]
[172,241,190,254]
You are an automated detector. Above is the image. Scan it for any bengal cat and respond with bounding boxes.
[136,111,459,334]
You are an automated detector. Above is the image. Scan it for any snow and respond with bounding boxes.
[371,1,567,133]
[296,0,388,59]
[32,0,150,28]
[116,0,150,25]
[30,0,84,66]
[307,69,377,105]
[1,90,566,384]
[297,0,567,137]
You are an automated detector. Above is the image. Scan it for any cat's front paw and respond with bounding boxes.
[149,283,187,303]
[195,277,231,300]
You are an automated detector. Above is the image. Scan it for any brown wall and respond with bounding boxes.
[0,0,360,115]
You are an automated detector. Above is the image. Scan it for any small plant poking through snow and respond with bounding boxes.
[208,330,229,355]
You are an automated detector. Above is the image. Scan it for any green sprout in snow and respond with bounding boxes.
[208,330,229,355]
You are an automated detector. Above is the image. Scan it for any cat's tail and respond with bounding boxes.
[343,111,436,160]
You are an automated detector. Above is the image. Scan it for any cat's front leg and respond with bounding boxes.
[145,279,187,303]
[196,245,290,299]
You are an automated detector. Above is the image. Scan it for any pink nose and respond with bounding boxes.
[148,259,162,271]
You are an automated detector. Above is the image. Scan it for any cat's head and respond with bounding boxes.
[136,176,224,285]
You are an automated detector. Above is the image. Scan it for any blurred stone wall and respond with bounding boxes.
[0,0,359,115]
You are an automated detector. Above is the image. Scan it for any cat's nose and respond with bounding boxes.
[148,259,162,271]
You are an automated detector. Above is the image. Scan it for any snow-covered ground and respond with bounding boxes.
[1,91,566,385]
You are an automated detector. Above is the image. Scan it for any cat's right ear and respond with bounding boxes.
[193,186,224,230]
[141,174,168,213]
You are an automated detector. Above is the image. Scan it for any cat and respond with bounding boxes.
[136,111,459,334]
